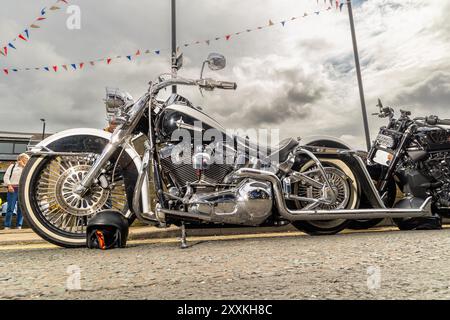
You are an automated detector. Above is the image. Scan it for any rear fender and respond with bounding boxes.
[304,138,384,209]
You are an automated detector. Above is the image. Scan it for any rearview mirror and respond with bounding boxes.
[206,53,226,71]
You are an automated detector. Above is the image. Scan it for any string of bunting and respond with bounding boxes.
[0,0,69,58]
[2,4,344,76]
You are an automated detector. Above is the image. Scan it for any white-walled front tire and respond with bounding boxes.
[20,155,130,248]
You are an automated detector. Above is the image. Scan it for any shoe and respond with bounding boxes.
[4,227,11,230]
[16,226,22,230]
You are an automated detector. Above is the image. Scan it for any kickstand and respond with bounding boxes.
[180,222,189,249]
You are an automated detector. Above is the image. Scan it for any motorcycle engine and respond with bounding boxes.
[159,143,273,225]
[423,152,450,208]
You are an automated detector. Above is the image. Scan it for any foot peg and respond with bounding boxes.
[180,222,188,249]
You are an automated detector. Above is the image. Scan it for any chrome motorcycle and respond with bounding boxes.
[20,53,432,247]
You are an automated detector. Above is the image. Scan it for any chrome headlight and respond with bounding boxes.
[376,134,395,149]
[104,87,134,122]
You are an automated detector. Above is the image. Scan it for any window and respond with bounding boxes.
[0,142,14,154]
[13,143,28,154]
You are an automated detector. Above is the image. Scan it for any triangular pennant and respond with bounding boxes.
[145,49,150,54]
[291,17,297,20]
[24,29,29,39]
[126,55,132,61]
[18,34,27,41]
[71,63,77,70]
[268,20,274,26]
[3,69,8,75]
[44,67,50,71]
[79,62,84,69]
[8,43,16,49]
[215,37,221,41]
[4,46,7,56]
[257,26,263,30]
[225,35,231,40]
[184,43,189,47]
[155,50,160,55]
[41,7,46,16]
[107,58,112,64]
[62,65,68,70]
[205,40,210,45]
[303,13,308,17]
[90,61,95,66]
[135,50,141,56]
[246,29,252,32]
[37,17,46,21]
[49,5,60,10]
[53,66,58,72]
[12,69,18,72]
[58,0,69,4]
[35,67,40,70]
[314,11,320,15]
[30,24,40,28]
[281,21,286,26]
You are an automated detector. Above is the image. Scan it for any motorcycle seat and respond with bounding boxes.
[267,137,299,163]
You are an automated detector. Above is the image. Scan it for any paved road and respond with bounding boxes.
[1,228,450,300]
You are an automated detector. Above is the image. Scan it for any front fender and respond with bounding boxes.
[30,128,149,215]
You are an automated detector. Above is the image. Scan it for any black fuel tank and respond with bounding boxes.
[415,127,450,151]
[157,103,230,143]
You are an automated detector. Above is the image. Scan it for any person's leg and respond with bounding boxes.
[4,192,14,228]
[15,191,23,228]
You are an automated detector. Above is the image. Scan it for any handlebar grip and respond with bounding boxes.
[437,119,450,126]
[216,81,237,90]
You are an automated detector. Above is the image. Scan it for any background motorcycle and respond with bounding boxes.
[360,100,448,230]
[19,55,431,247]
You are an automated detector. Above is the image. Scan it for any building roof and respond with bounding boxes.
[0,131,52,141]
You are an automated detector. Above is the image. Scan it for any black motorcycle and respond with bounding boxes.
[359,99,449,230]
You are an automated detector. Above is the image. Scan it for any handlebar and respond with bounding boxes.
[197,78,237,91]
[414,115,450,126]
[150,76,237,94]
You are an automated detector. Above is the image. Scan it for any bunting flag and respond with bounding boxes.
[0,0,69,58]
[2,5,340,76]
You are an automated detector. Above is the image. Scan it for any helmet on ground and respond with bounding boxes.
[86,211,129,249]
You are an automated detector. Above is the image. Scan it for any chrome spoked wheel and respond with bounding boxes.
[33,155,128,235]
[291,160,358,235]
[295,167,350,211]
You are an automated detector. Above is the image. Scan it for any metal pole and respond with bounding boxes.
[40,119,46,141]
[171,0,177,94]
[347,0,371,150]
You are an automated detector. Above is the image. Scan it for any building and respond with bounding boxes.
[0,131,51,202]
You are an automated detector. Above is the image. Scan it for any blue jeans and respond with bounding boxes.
[4,190,22,228]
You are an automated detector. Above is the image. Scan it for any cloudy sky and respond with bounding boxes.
[0,0,449,149]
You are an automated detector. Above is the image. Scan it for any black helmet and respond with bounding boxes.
[87,211,129,249]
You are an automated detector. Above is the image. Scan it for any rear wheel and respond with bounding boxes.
[20,155,131,248]
[291,161,358,236]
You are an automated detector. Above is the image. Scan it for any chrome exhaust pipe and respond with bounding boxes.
[234,168,432,221]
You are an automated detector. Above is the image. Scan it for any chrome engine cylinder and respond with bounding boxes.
[187,179,273,226]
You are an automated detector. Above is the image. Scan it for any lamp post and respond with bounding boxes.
[40,118,46,141]
[171,0,177,94]
[346,0,371,151]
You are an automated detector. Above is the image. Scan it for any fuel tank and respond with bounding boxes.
[157,103,230,142]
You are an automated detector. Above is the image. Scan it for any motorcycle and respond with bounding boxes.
[355,100,450,230]
[19,54,433,248]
